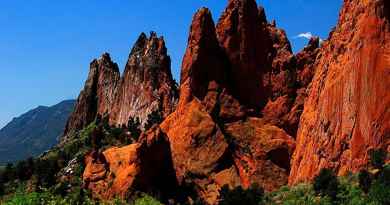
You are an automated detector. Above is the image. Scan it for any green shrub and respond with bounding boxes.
[265,184,325,205]
[337,177,367,205]
[358,170,372,193]
[3,163,15,182]
[144,111,162,131]
[313,168,339,200]
[128,117,141,142]
[370,149,386,170]
[378,165,390,186]
[368,181,390,205]
[133,194,162,205]
[34,157,59,188]
[219,184,264,205]
[0,182,4,196]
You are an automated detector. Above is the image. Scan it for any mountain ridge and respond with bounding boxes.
[0,99,75,164]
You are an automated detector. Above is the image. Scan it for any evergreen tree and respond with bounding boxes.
[219,184,264,205]
[144,111,162,131]
[128,117,141,141]
[370,149,386,170]
[358,169,372,193]
[313,168,339,200]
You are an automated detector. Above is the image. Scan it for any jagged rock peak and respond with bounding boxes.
[62,52,120,142]
[179,7,230,105]
[304,37,320,51]
[129,32,168,58]
[258,6,267,23]
[110,31,178,127]
[216,0,273,110]
[90,53,120,75]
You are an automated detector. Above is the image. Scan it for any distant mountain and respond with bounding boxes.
[0,100,75,164]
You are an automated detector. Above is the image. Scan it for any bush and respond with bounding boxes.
[128,117,141,142]
[370,149,386,170]
[313,168,339,199]
[3,163,15,182]
[133,194,162,205]
[34,157,59,188]
[368,181,390,205]
[264,184,333,205]
[144,111,162,131]
[14,158,34,181]
[337,177,367,205]
[219,184,264,205]
[378,165,390,186]
[358,170,372,193]
[0,182,4,196]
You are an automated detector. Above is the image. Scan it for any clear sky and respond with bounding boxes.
[0,0,342,129]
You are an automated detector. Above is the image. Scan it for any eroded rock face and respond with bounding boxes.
[63,53,120,142]
[289,0,390,185]
[179,7,245,122]
[63,32,178,142]
[225,118,295,191]
[216,0,273,110]
[110,33,178,127]
[83,126,177,200]
[160,4,298,204]
[262,37,320,137]
[161,100,229,184]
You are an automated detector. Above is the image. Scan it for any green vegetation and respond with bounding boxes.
[1,184,162,205]
[127,116,142,142]
[220,184,264,205]
[370,149,386,170]
[133,194,163,205]
[313,168,339,200]
[144,111,163,131]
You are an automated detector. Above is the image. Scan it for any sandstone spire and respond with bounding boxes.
[216,0,273,110]
[63,53,120,141]
[110,32,178,127]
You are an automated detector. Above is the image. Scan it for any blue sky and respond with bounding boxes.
[0,0,342,128]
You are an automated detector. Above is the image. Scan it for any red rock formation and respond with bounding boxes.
[160,4,297,203]
[110,32,178,127]
[161,100,229,184]
[83,126,177,200]
[225,118,295,191]
[179,7,244,121]
[262,36,320,137]
[289,0,390,185]
[216,0,273,110]
[63,32,178,142]
[78,0,390,203]
[63,53,120,142]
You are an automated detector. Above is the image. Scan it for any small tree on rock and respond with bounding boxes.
[128,117,141,142]
[358,169,372,193]
[219,184,264,205]
[144,111,163,131]
[370,149,386,170]
[313,168,339,200]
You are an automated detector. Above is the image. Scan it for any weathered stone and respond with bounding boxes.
[63,53,120,142]
[289,0,390,185]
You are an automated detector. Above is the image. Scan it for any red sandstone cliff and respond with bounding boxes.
[289,0,390,185]
[63,53,120,142]
[63,33,178,142]
[160,2,298,203]
[110,32,178,127]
